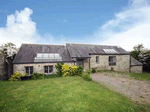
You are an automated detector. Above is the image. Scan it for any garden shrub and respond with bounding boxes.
[76,66,84,76]
[9,72,22,81]
[55,62,64,76]
[62,64,78,77]
[87,69,92,75]
[32,73,45,80]
[92,68,97,73]
[82,73,92,81]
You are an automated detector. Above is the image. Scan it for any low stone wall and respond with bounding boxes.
[14,62,74,75]
[131,66,143,73]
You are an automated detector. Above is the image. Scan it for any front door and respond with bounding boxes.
[76,59,84,66]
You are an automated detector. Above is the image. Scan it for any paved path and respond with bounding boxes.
[91,72,150,105]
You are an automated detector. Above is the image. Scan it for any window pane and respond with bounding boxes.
[54,54,60,58]
[44,66,48,73]
[25,67,29,74]
[49,54,54,58]
[43,53,49,58]
[49,66,53,73]
[109,56,116,66]
[30,66,33,74]
[37,53,43,58]
[96,56,99,63]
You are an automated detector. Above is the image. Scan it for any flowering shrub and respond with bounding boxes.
[62,64,78,77]
[9,72,22,81]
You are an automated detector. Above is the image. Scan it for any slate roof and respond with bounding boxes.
[131,56,143,66]
[13,44,73,64]
[14,43,142,66]
[66,43,130,57]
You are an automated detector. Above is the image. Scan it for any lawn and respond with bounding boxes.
[0,76,146,112]
[129,72,150,81]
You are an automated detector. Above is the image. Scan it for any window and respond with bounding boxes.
[109,56,116,66]
[44,66,53,74]
[103,49,117,53]
[25,66,33,75]
[96,56,99,63]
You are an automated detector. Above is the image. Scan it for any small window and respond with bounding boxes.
[25,66,33,75]
[109,56,116,66]
[44,66,53,74]
[96,56,99,63]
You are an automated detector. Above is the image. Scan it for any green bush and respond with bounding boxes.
[87,69,92,75]
[92,68,97,73]
[9,72,23,81]
[55,62,64,76]
[32,73,45,80]
[76,66,84,76]
[82,73,92,81]
[45,74,61,78]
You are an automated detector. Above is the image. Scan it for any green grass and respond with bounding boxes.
[45,74,61,79]
[97,70,128,74]
[129,72,150,81]
[0,77,147,112]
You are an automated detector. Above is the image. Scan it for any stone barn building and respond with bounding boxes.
[12,43,143,76]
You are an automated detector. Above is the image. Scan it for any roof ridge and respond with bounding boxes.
[22,43,65,46]
[66,43,117,47]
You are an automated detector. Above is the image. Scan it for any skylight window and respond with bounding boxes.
[103,49,117,53]
[34,53,62,62]
[37,53,43,58]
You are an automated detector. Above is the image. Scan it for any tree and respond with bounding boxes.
[130,44,150,71]
[0,42,19,57]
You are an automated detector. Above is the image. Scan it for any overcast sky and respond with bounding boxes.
[0,0,150,51]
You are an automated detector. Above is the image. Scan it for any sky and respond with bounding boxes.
[0,0,150,51]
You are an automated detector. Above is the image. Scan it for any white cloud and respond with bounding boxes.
[0,7,65,47]
[95,0,150,51]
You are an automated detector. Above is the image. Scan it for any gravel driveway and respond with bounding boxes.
[91,72,150,105]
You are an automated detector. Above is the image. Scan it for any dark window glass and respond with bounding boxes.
[49,66,53,73]
[25,66,33,75]
[109,56,116,66]
[30,67,33,74]
[44,66,53,73]
[96,56,99,63]
[25,67,29,74]
[44,66,48,73]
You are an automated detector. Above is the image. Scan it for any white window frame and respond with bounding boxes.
[44,65,53,74]
[25,66,33,75]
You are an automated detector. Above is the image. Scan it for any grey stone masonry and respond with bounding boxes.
[90,55,130,72]
[13,62,74,75]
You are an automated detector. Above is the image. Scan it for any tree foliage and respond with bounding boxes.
[0,42,18,56]
[130,44,150,71]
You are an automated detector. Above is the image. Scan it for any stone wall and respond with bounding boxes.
[14,62,74,75]
[0,54,6,80]
[84,58,89,71]
[131,66,143,73]
[90,55,130,72]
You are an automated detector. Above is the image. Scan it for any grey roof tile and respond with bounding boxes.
[13,44,73,63]
[66,43,130,57]
[131,56,143,66]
